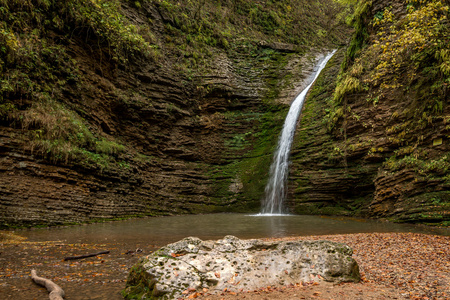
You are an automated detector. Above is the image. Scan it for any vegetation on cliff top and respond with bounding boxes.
[346,0,450,181]
[333,0,449,129]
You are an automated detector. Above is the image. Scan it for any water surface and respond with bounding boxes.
[6,214,449,300]
[18,213,450,245]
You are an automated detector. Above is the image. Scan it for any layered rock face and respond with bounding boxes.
[289,0,450,224]
[0,45,285,226]
[0,51,317,226]
[123,236,360,299]
[0,0,348,227]
[5,0,445,227]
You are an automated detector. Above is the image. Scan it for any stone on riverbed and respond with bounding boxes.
[123,235,360,299]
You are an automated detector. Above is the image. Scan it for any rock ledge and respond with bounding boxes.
[124,235,360,299]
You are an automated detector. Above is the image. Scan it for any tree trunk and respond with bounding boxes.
[30,269,65,300]
[63,250,110,261]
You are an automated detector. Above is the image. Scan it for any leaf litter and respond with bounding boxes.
[1,232,448,300]
[194,233,449,300]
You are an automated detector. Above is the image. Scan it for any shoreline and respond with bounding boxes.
[1,232,449,299]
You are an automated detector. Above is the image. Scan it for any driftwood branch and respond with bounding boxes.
[30,269,65,300]
[63,250,110,261]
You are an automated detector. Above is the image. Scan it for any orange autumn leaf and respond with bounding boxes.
[188,292,199,298]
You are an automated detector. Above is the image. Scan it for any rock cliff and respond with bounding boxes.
[0,0,348,227]
[289,0,450,225]
[3,0,446,227]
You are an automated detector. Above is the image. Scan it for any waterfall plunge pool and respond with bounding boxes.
[4,214,449,300]
[17,213,450,244]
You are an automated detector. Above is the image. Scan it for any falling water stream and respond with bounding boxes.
[261,50,336,215]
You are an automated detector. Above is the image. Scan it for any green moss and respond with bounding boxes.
[389,191,450,225]
[224,132,252,150]
[342,0,372,70]
[123,264,156,300]
[290,48,377,217]
[22,100,128,170]
[383,154,450,181]
[207,108,285,211]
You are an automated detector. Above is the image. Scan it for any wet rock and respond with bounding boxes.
[123,235,360,299]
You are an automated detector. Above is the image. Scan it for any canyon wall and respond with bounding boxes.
[289,0,450,225]
[0,0,347,227]
[2,0,447,227]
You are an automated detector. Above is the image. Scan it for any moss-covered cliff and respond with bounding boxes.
[0,0,350,227]
[290,0,450,225]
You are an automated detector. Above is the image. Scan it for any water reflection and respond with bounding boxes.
[252,215,291,237]
[18,213,450,245]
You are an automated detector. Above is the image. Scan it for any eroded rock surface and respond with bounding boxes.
[123,236,360,299]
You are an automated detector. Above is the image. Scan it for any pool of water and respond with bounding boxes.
[18,213,450,244]
[5,214,449,300]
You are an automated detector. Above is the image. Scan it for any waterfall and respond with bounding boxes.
[261,50,336,215]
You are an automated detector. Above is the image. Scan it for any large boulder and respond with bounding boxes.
[123,235,360,299]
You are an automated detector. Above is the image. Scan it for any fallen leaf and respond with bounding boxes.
[187,292,199,299]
